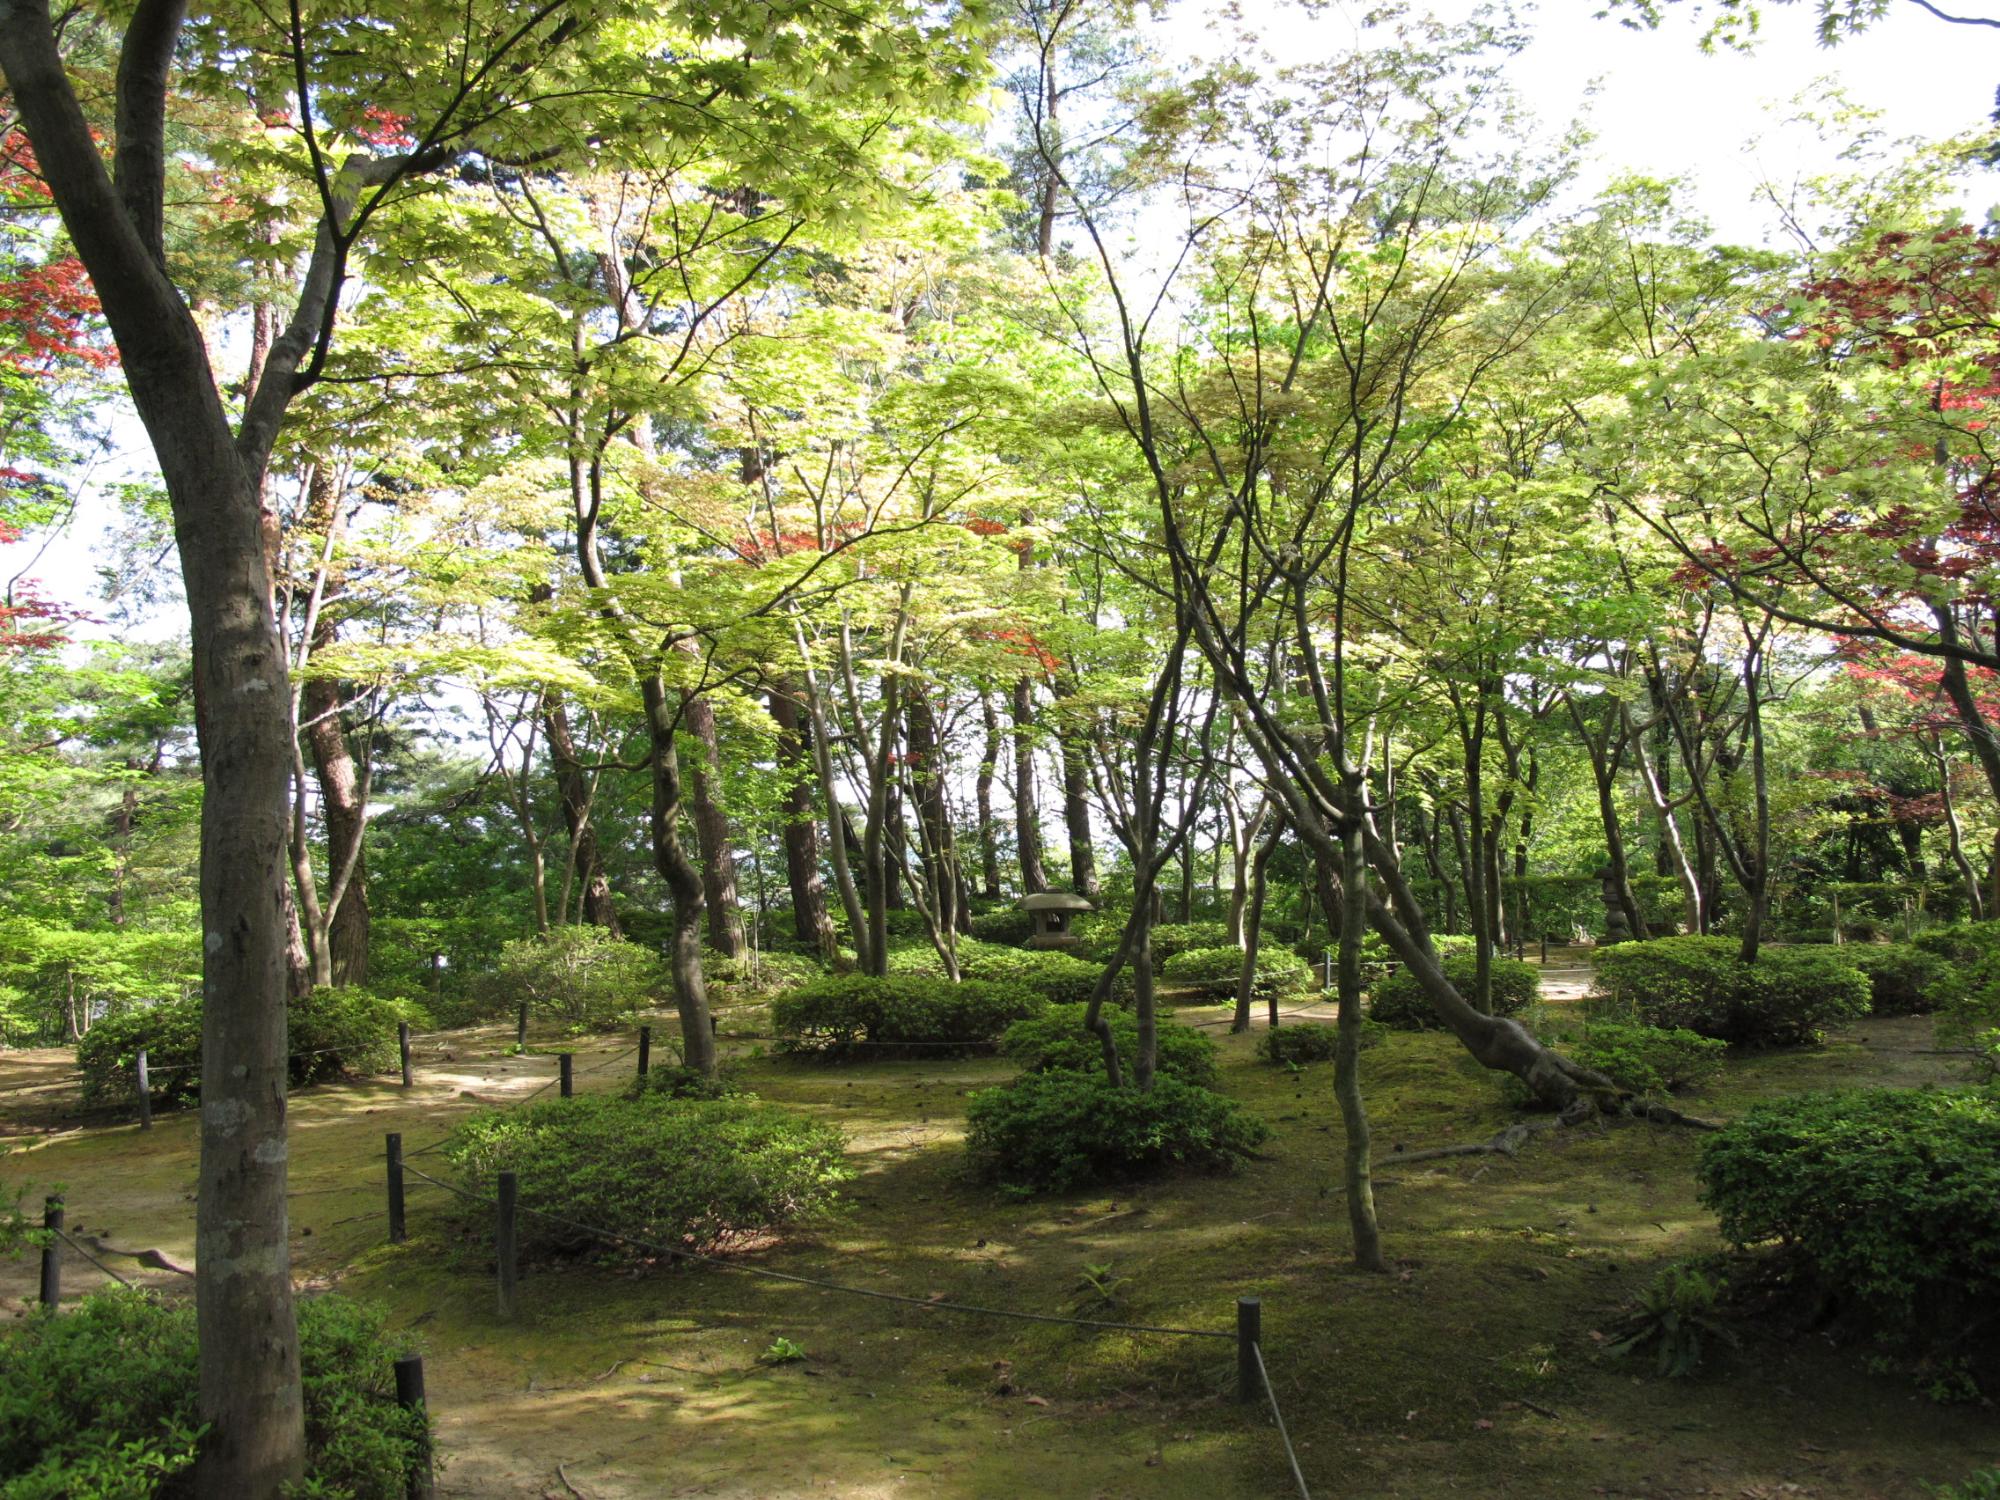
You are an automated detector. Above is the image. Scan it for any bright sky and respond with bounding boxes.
[8,0,1992,637]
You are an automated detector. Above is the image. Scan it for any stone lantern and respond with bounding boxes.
[1597,866,1632,946]
[1020,891,1092,949]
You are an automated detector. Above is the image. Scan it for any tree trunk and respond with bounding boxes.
[769,684,839,957]
[976,691,1004,900]
[1012,677,1046,894]
[544,695,620,936]
[1332,804,1385,1272]
[1232,813,1284,1032]
[642,676,717,1073]
[682,692,744,958]
[301,645,369,985]
[1055,711,1098,897]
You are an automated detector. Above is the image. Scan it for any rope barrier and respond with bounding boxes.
[400,1163,1232,1341]
[50,1227,136,1289]
[1251,1341,1312,1499]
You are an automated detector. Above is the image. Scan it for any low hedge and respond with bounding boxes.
[957,944,1106,1006]
[1147,921,1232,963]
[1842,942,1952,1017]
[76,987,418,1107]
[1000,1003,1217,1086]
[770,974,1041,1057]
[964,1072,1268,1195]
[1567,1022,1725,1096]
[1158,943,1313,999]
[1590,937,1871,1046]
[1255,1020,1386,1065]
[0,1289,429,1499]
[966,907,1037,946]
[1698,1087,2000,1340]
[446,1092,849,1259]
[1370,953,1538,1031]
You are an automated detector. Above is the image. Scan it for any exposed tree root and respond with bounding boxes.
[76,1234,192,1276]
[1383,1094,1723,1172]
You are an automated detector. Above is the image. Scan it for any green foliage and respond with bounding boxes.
[1255,1020,1385,1066]
[966,906,1037,945]
[963,1072,1269,1196]
[759,1337,808,1366]
[446,1093,849,1259]
[1158,943,1312,999]
[1698,1088,2000,1339]
[1370,954,1539,1030]
[1927,1470,2000,1500]
[771,974,1041,1058]
[1843,942,1952,1017]
[75,987,418,1106]
[1071,1260,1128,1312]
[483,927,665,1032]
[1590,937,1870,1046]
[957,944,1105,1005]
[1566,1022,1726,1096]
[703,950,826,998]
[999,1003,1217,1086]
[0,1289,428,1500]
[1145,921,1231,963]
[1603,1262,1738,1378]
[1912,919,2000,969]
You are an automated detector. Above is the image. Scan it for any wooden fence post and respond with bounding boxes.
[393,1353,436,1500]
[637,1025,651,1080]
[38,1197,61,1309]
[515,1001,528,1050]
[135,1049,152,1130]
[496,1170,519,1319]
[1236,1296,1261,1405]
[398,1021,413,1089]
[386,1133,406,1245]
[558,1053,573,1098]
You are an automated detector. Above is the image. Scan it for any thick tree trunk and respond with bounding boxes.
[642,677,718,1073]
[544,695,620,936]
[0,12,311,1480]
[1054,702,1099,896]
[768,684,839,957]
[682,692,744,958]
[301,648,368,986]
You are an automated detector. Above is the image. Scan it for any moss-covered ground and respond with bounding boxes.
[2,977,1994,1497]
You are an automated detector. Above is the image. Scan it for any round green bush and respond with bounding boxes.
[964,1072,1268,1195]
[967,906,1037,945]
[482,927,665,1032]
[1913,919,2000,968]
[770,974,1042,1057]
[1370,953,1538,1030]
[1698,1088,2000,1338]
[75,987,418,1107]
[0,1288,429,1499]
[1147,921,1232,963]
[447,1092,849,1259]
[1254,1020,1386,1065]
[1567,1022,1726,1095]
[703,949,826,997]
[957,944,1107,1006]
[1590,937,1870,1046]
[1839,942,1951,1017]
[1159,943,1311,999]
[1000,1003,1217,1086]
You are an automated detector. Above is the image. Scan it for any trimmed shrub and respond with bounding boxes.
[967,906,1037,946]
[703,950,826,997]
[1589,937,1870,1047]
[1371,953,1539,1030]
[1698,1088,2000,1339]
[1567,1022,1725,1096]
[1256,1020,1386,1065]
[1159,943,1313,999]
[1913,919,2000,969]
[0,1288,429,1500]
[958,945,1106,1006]
[483,927,665,1032]
[447,1092,848,1259]
[964,1072,1268,1195]
[1000,1003,1217,1086]
[770,974,1041,1057]
[1841,942,1952,1018]
[76,987,417,1107]
[1147,921,1231,963]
